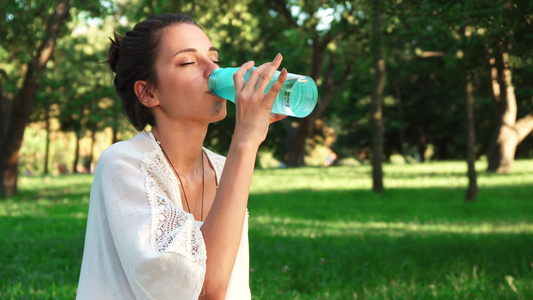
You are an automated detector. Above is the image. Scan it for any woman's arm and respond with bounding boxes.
[199,54,287,299]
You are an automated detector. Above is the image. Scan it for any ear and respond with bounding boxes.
[134,80,159,108]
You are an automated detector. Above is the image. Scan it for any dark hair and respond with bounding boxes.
[108,13,201,131]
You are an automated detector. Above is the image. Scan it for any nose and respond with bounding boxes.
[204,59,220,79]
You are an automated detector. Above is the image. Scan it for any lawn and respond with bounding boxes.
[1,160,532,299]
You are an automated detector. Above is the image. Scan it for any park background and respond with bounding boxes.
[1,0,533,298]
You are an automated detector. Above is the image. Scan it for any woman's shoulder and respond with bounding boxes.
[97,132,156,169]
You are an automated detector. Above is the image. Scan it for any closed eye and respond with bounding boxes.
[181,62,196,66]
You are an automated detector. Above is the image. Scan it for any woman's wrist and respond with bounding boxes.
[229,137,260,158]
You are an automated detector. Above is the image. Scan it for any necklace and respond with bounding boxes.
[157,140,205,221]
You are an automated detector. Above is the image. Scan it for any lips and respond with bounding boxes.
[207,91,222,98]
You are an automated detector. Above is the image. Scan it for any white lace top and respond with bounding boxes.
[77,132,251,299]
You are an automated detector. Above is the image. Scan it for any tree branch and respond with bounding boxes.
[32,0,72,78]
[515,113,533,143]
[314,52,354,119]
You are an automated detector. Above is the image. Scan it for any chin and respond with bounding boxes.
[215,108,227,121]
[211,104,227,122]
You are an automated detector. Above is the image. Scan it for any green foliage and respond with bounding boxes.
[0,0,109,90]
[3,0,533,177]
[1,161,533,298]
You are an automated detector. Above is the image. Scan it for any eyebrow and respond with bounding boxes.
[172,46,219,57]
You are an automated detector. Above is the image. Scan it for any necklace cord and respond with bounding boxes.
[158,141,205,221]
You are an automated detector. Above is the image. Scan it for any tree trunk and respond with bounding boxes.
[464,68,477,201]
[393,79,407,161]
[417,124,427,162]
[285,117,313,166]
[464,26,477,201]
[370,0,385,192]
[0,82,14,195]
[0,0,71,197]
[0,81,12,143]
[284,34,354,166]
[73,124,81,174]
[86,129,96,172]
[285,36,326,166]
[487,52,533,173]
[44,105,51,175]
[276,4,355,167]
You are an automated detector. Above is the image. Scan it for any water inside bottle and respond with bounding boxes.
[272,78,296,115]
[272,76,315,118]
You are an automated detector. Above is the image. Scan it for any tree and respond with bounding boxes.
[265,1,361,166]
[370,0,385,192]
[487,51,533,173]
[0,0,72,196]
[464,26,478,201]
[482,0,533,173]
[0,0,113,195]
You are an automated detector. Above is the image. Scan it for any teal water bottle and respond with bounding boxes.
[208,67,318,118]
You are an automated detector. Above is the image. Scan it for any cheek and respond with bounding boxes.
[160,68,198,89]
[160,74,197,101]
[177,75,204,97]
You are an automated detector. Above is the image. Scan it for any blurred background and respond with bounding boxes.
[2,1,533,298]
[1,0,533,193]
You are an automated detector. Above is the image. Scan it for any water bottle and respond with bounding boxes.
[208,67,318,118]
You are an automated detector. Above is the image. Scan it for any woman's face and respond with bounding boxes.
[151,23,226,124]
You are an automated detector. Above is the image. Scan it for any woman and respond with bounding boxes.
[77,13,287,299]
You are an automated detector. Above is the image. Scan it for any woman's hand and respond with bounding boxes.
[231,53,288,148]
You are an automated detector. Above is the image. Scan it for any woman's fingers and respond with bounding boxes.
[238,53,283,98]
[231,54,288,145]
[266,69,288,126]
[264,67,287,105]
[253,53,283,93]
[233,61,255,93]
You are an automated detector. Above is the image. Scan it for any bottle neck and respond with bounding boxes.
[208,68,225,93]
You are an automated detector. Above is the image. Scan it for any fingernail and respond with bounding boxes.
[274,53,282,61]
[281,68,287,75]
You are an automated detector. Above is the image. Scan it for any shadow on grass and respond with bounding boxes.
[249,230,533,298]
[248,184,533,223]
[12,186,91,203]
[247,186,533,298]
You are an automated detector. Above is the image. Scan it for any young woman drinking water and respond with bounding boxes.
[77,13,287,299]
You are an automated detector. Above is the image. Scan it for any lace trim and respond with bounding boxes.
[141,148,207,262]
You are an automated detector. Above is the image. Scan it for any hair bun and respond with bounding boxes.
[108,32,123,73]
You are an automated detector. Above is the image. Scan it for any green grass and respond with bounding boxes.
[1,161,533,299]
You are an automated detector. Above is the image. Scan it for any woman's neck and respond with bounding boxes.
[151,122,207,176]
